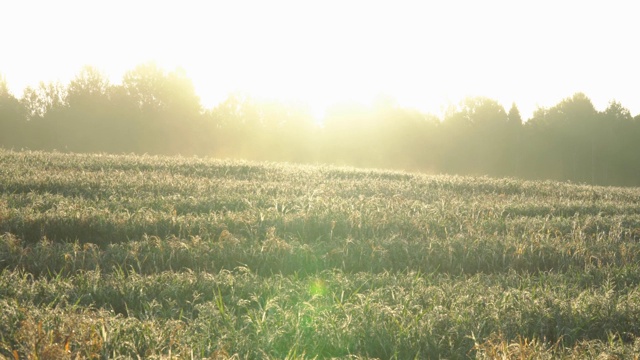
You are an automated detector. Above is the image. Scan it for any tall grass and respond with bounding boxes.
[2,149,640,358]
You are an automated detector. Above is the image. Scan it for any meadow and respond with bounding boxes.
[1,149,640,359]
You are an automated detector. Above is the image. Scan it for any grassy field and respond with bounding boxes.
[2,149,640,359]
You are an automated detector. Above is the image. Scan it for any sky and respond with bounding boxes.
[1,0,638,120]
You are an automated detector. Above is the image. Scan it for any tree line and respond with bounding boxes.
[1,64,639,186]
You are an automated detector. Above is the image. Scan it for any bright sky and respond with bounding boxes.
[1,0,638,120]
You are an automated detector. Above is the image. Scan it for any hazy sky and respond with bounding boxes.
[1,0,638,120]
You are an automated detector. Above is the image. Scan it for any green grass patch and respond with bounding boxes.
[2,149,640,359]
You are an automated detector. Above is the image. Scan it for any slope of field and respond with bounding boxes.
[2,149,640,359]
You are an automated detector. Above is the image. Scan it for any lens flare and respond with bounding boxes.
[308,279,327,297]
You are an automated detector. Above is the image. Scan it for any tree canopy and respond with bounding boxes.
[1,65,639,186]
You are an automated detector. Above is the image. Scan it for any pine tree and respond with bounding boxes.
[507,103,522,125]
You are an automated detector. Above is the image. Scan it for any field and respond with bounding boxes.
[2,150,640,359]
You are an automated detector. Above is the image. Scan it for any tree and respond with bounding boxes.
[122,63,201,118]
[205,93,261,157]
[21,81,67,121]
[553,93,598,183]
[61,66,117,152]
[441,97,510,175]
[370,96,440,170]
[598,101,636,185]
[120,63,203,154]
[507,103,522,126]
[67,66,111,107]
[20,81,68,150]
[207,93,319,161]
[525,93,598,183]
[210,92,260,129]
[504,103,524,176]
[0,75,25,148]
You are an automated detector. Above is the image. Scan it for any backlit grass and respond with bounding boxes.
[2,149,640,359]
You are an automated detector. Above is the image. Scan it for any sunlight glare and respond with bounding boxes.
[1,0,639,120]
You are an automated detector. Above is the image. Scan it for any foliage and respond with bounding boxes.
[2,150,640,358]
[1,65,640,186]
